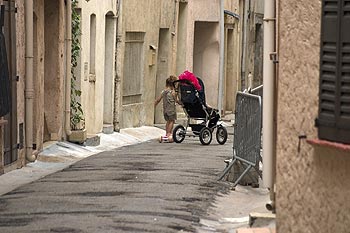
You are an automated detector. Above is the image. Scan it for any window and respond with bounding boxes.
[90,14,96,75]
[317,0,350,144]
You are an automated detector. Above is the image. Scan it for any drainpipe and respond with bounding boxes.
[262,0,276,210]
[24,0,36,162]
[65,0,72,137]
[113,0,122,132]
[241,0,248,90]
[218,0,224,114]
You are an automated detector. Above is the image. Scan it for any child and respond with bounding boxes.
[155,75,178,142]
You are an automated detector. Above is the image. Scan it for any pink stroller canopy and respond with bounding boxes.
[178,70,202,91]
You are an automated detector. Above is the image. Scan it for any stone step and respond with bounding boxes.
[86,134,100,146]
[249,212,276,228]
[103,124,114,134]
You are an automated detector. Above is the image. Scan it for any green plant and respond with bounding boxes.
[71,0,85,130]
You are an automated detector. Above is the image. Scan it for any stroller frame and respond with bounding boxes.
[172,78,228,145]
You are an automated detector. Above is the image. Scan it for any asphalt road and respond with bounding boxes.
[0,135,233,233]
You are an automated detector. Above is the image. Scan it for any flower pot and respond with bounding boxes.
[68,129,87,144]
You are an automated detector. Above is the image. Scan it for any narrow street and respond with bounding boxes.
[0,134,235,232]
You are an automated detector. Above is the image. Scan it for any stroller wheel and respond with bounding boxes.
[199,127,212,145]
[216,126,228,145]
[173,125,186,143]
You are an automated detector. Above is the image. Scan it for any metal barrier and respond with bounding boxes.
[251,85,263,98]
[218,91,262,186]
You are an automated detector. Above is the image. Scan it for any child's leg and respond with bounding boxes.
[165,121,170,136]
[167,120,175,137]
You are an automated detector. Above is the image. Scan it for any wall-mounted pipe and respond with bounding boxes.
[218,0,224,114]
[113,0,122,132]
[241,0,249,90]
[224,10,240,20]
[262,0,276,206]
[65,0,72,137]
[24,0,36,162]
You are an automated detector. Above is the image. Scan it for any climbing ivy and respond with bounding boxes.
[71,0,85,130]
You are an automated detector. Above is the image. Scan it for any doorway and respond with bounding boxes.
[176,2,188,75]
[154,29,170,124]
[193,21,220,108]
[3,1,18,166]
[253,23,263,87]
[225,28,235,112]
[103,13,116,131]
[44,0,64,141]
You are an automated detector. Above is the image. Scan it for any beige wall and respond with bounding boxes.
[223,0,240,113]
[119,0,241,127]
[240,0,264,90]
[33,0,44,150]
[186,0,220,108]
[176,0,240,110]
[119,0,175,128]
[276,0,350,232]
[43,0,65,141]
[21,0,66,149]
[77,0,117,134]
[15,0,25,166]
[193,21,220,108]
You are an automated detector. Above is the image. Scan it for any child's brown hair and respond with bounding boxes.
[166,75,178,88]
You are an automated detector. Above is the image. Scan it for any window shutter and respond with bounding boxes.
[318,0,350,144]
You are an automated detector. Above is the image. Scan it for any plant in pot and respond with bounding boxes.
[68,0,86,144]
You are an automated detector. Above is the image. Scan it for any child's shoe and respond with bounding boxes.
[159,136,169,143]
[162,136,169,142]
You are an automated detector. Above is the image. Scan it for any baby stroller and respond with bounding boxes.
[172,76,228,145]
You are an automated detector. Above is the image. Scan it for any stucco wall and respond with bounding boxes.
[223,0,241,113]
[33,0,45,149]
[78,0,117,134]
[241,0,264,90]
[185,0,241,110]
[121,0,158,128]
[224,0,239,12]
[193,21,220,108]
[15,0,25,164]
[187,0,220,108]
[277,0,350,232]
[119,0,175,128]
